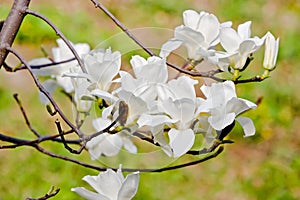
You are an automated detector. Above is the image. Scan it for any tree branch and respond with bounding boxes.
[13,93,41,137]
[89,0,224,81]
[25,9,87,73]
[6,47,84,137]
[0,0,31,67]
[26,187,60,200]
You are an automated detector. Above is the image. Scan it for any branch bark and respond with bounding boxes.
[0,0,30,67]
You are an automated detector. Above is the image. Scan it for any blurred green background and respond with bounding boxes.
[0,0,300,199]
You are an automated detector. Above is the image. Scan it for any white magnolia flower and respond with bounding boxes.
[263,32,279,71]
[86,91,147,159]
[65,47,121,112]
[83,48,121,91]
[200,81,256,137]
[218,21,264,70]
[160,10,226,61]
[120,55,168,104]
[31,38,90,93]
[138,97,197,158]
[72,167,139,200]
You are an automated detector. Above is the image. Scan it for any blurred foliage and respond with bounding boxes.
[1,0,300,199]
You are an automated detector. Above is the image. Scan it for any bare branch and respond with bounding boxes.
[25,9,87,73]
[16,57,76,71]
[13,93,41,137]
[0,0,30,67]
[55,119,85,154]
[6,47,84,137]
[89,0,224,81]
[26,187,60,200]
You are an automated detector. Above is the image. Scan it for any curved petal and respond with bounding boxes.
[163,98,196,125]
[137,114,174,127]
[208,112,236,131]
[183,10,200,30]
[90,89,119,103]
[200,81,237,109]
[174,26,205,59]
[159,38,183,58]
[237,21,252,40]
[92,118,113,132]
[39,80,57,104]
[167,76,198,100]
[220,27,241,52]
[84,48,121,90]
[236,116,256,137]
[118,172,140,200]
[118,90,148,125]
[197,13,220,45]
[71,187,109,200]
[94,169,123,199]
[168,129,195,158]
[226,98,256,116]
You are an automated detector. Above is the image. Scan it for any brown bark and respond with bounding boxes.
[0,0,30,67]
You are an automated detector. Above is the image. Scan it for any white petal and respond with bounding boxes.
[174,26,205,59]
[92,118,113,132]
[237,21,252,40]
[94,169,123,199]
[86,133,123,159]
[168,129,195,158]
[220,28,241,52]
[183,10,201,30]
[119,131,137,154]
[167,76,198,100]
[201,81,236,109]
[236,116,256,137]
[197,13,220,45]
[30,58,58,76]
[71,187,109,200]
[208,112,236,131]
[140,56,168,83]
[226,98,256,116]
[39,80,57,104]
[159,38,183,58]
[82,175,103,194]
[118,90,148,125]
[137,114,174,127]
[90,89,119,103]
[163,98,196,125]
[118,172,140,200]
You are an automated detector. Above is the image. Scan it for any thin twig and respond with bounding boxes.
[0,131,80,149]
[13,93,41,137]
[26,188,60,200]
[25,9,87,73]
[16,57,76,71]
[55,119,85,154]
[89,0,224,81]
[6,47,84,137]
[0,130,224,172]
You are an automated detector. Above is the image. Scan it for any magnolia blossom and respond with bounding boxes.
[83,48,121,91]
[119,55,168,105]
[200,81,256,137]
[86,91,147,159]
[217,21,264,70]
[31,39,90,93]
[160,10,224,61]
[137,76,200,157]
[263,32,279,71]
[72,167,139,200]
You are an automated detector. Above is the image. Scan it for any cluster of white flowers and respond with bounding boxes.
[30,9,279,199]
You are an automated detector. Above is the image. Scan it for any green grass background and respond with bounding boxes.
[0,0,300,199]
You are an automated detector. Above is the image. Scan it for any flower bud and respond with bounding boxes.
[263,32,279,71]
